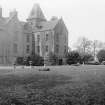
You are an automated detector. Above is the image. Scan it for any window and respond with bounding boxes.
[37,46,40,53]
[56,33,59,42]
[26,34,30,42]
[37,35,40,43]
[64,46,67,53]
[64,36,67,43]
[55,44,59,53]
[46,34,48,41]
[13,43,18,53]
[14,31,18,41]
[29,22,33,25]
[37,25,42,29]
[45,45,48,52]
[26,45,30,53]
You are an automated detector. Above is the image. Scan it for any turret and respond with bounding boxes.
[27,4,46,27]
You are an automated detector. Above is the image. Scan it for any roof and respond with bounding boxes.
[0,14,18,25]
[23,23,32,33]
[33,19,59,32]
[28,4,46,21]
[0,17,9,26]
[20,21,26,26]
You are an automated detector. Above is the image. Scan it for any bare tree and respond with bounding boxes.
[92,40,105,61]
[75,36,92,54]
[74,37,92,64]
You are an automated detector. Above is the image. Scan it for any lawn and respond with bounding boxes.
[0,65,105,105]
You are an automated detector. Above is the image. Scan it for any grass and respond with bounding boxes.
[0,65,105,104]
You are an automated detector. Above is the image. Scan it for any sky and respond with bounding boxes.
[0,0,105,49]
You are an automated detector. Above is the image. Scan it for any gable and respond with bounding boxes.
[54,18,68,35]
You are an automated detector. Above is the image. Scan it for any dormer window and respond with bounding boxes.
[37,25,42,29]
[29,22,33,25]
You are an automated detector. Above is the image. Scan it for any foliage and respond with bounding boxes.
[65,51,94,65]
[91,40,105,59]
[16,53,44,66]
[97,49,105,62]
[45,52,58,65]
[65,51,81,64]
[75,37,105,60]
[16,57,24,65]
[80,52,94,64]
[75,36,92,53]
[29,53,44,66]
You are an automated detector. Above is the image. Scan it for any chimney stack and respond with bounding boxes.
[0,6,2,18]
[9,9,18,18]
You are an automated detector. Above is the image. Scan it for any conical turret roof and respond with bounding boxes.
[28,4,46,20]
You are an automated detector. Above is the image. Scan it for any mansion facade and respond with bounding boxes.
[0,4,68,64]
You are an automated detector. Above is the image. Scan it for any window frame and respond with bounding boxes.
[46,33,49,41]
[26,45,30,53]
[45,45,48,52]
[37,45,40,54]
[13,43,18,53]
[37,34,40,43]
[56,44,59,53]
[26,34,30,43]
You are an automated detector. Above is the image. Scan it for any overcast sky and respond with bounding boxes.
[0,0,105,48]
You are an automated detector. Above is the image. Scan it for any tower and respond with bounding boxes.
[27,4,46,27]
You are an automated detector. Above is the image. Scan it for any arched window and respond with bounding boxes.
[13,43,18,53]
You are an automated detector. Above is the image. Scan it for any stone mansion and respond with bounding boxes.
[0,4,68,64]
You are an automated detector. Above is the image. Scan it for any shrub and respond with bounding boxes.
[44,52,58,65]
[16,54,44,66]
[97,49,105,63]
[65,51,81,65]
[65,51,94,65]
[16,57,24,65]
[80,53,94,64]
[29,53,44,66]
